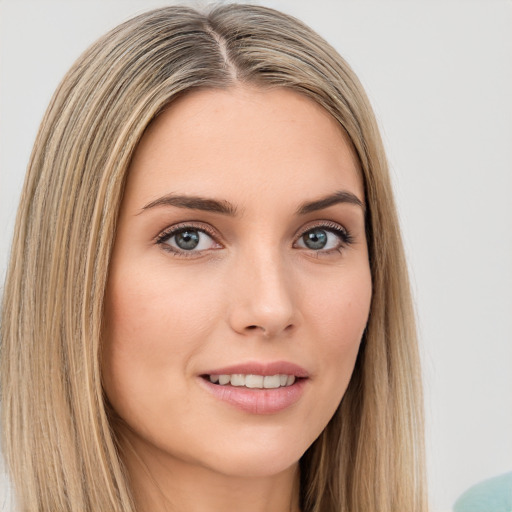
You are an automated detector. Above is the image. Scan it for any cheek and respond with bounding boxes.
[303,265,371,404]
[308,265,372,345]
[104,267,215,352]
[102,272,183,416]
[101,266,224,410]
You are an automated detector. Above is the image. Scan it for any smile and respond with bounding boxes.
[199,361,309,414]
[207,374,296,388]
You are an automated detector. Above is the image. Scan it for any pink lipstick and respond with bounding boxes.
[198,361,309,414]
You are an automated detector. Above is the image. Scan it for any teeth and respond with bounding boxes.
[208,373,298,388]
[231,374,245,386]
[245,374,264,388]
[263,375,281,389]
[286,375,295,386]
[218,375,230,385]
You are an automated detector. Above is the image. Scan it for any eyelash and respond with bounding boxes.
[296,221,354,254]
[155,221,354,258]
[155,222,220,257]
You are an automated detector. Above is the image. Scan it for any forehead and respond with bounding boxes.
[125,85,363,209]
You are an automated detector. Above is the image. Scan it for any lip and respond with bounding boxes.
[201,361,310,378]
[198,360,309,415]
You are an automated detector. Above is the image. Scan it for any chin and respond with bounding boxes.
[192,428,312,478]
[202,451,302,479]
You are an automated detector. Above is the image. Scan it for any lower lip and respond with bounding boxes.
[199,377,307,414]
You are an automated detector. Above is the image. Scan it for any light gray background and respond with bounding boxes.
[0,1,511,511]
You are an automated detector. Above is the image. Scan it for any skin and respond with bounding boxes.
[102,85,372,512]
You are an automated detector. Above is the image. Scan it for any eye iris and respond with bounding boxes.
[175,229,200,250]
[303,229,328,249]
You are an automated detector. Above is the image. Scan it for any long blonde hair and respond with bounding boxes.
[1,4,426,511]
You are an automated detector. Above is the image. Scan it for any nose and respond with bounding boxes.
[227,249,299,338]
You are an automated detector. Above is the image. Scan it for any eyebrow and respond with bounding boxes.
[141,194,238,216]
[296,190,365,215]
[140,189,364,216]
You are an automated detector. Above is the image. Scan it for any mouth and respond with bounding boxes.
[199,362,309,414]
[202,373,299,389]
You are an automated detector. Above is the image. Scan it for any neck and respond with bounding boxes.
[119,429,301,512]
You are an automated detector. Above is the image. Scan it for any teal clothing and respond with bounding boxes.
[453,472,512,512]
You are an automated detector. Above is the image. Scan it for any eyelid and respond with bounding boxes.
[154,219,353,257]
[155,222,222,251]
[295,220,349,239]
[293,220,353,251]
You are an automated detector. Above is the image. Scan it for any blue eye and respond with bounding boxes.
[301,228,329,250]
[295,225,351,252]
[157,226,219,253]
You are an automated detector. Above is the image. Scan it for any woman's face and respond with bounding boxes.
[102,86,372,479]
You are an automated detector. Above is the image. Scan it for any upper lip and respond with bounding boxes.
[201,361,309,378]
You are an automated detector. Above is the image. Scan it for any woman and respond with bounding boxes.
[0,4,426,512]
